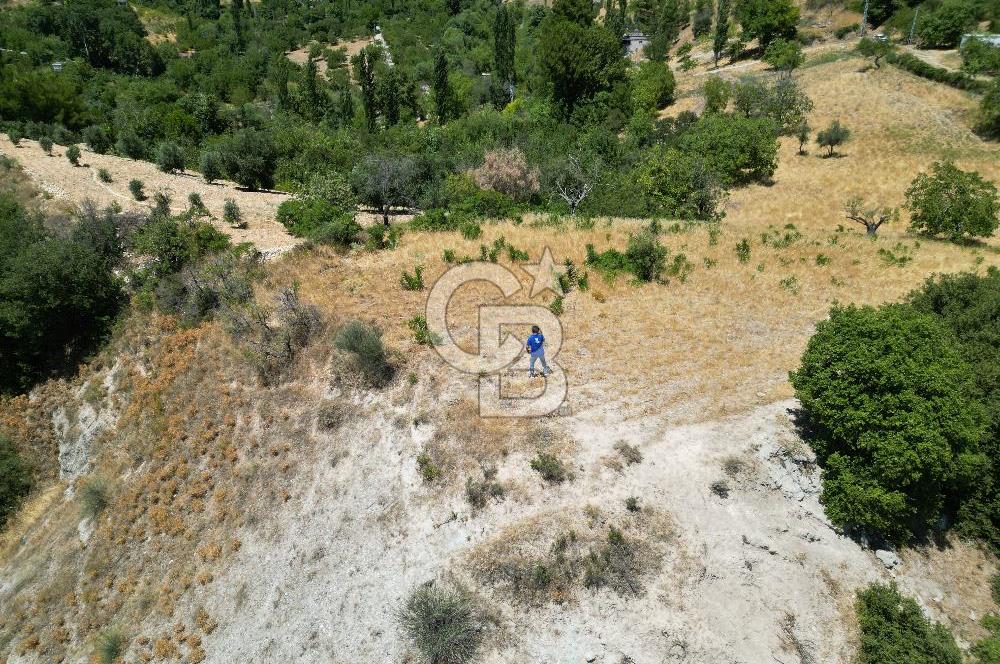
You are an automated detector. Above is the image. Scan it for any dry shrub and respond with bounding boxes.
[470,147,540,202]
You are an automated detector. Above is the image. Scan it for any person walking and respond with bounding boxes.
[526,325,551,378]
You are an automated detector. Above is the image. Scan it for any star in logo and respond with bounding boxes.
[521,246,564,298]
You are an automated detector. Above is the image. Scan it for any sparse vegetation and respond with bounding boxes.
[581,526,644,596]
[614,441,643,466]
[417,452,442,483]
[399,585,483,664]
[530,452,569,484]
[466,466,505,509]
[97,168,112,183]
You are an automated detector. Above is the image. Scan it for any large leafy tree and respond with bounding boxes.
[539,2,626,116]
[905,161,999,241]
[0,196,125,394]
[677,112,779,185]
[790,303,988,543]
[219,129,278,191]
[856,584,962,664]
[734,0,799,48]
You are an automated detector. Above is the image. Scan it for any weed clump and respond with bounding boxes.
[334,320,393,387]
[399,585,483,664]
[95,630,125,664]
[80,479,110,518]
[613,441,643,466]
[582,527,644,596]
[466,466,505,509]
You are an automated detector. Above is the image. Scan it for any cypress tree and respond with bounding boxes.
[493,5,516,105]
[713,0,730,67]
[433,49,453,123]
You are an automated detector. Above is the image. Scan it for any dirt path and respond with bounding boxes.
[1,135,300,255]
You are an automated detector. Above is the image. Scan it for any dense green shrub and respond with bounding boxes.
[856,583,961,664]
[905,161,999,241]
[0,196,125,393]
[763,38,803,73]
[199,151,222,184]
[585,232,668,283]
[334,320,393,387]
[132,217,230,279]
[678,113,779,185]
[730,76,813,135]
[65,144,81,166]
[220,129,278,191]
[628,146,726,221]
[155,141,185,173]
[734,0,799,48]
[399,585,482,664]
[631,61,676,111]
[38,136,53,155]
[128,179,145,201]
[961,38,1000,76]
[910,269,1000,548]
[0,433,31,529]
[790,303,988,543]
[918,0,974,49]
[973,615,1000,664]
[978,80,1000,140]
[82,125,113,154]
[884,52,988,93]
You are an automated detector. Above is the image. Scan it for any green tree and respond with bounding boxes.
[219,130,278,191]
[65,144,81,166]
[763,38,803,74]
[816,119,850,157]
[433,50,455,123]
[553,0,595,26]
[155,142,185,174]
[703,76,731,112]
[856,584,962,664]
[0,434,31,528]
[918,0,974,49]
[713,0,732,67]
[790,304,988,543]
[0,196,125,393]
[492,4,517,107]
[630,146,726,220]
[734,0,799,48]
[351,154,419,226]
[353,47,379,132]
[631,61,676,110]
[905,161,999,241]
[199,151,221,184]
[678,112,779,185]
[910,268,1000,549]
[301,58,322,122]
[978,80,1000,140]
[858,36,893,69]
[540,11,626,115]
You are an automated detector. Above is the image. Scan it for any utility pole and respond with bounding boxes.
[860,0,869,37]
[908,8,919,45]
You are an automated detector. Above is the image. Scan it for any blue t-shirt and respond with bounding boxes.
[526,333,544,352]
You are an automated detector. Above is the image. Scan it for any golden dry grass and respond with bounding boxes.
[271,54,1000,424]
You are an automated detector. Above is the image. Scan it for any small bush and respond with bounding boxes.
[223,198,244,228]
[549,295,564,316]
[95,630,125,664]
[530,452,569,484]
[334,320,393,387]
[585,232,666,283]
[417,453,442,483]
[466,466,505,509]
[156,141,185,173]
[97,168,112,183]
[408,315,440,346]
[39,136,53,155]
[399,585,483,664]
[735,238,751,263]
[80,479,110,518]
[128,179,146,201]
[317,402,348,430]
[0,434,32,529]
[8,128,23,146]
[613,441,643,466]
[710,479,730,498]
[401,266,425,291]
[199,151,222,184]
[66,144,81,166]
[856,583,961,664]
[625,496,640,512]
[152,191,171,217]
[582,526,643,596]
[459,220,482,240]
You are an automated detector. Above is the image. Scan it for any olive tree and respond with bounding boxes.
[844,196,898,237]
[351,154,420,226]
